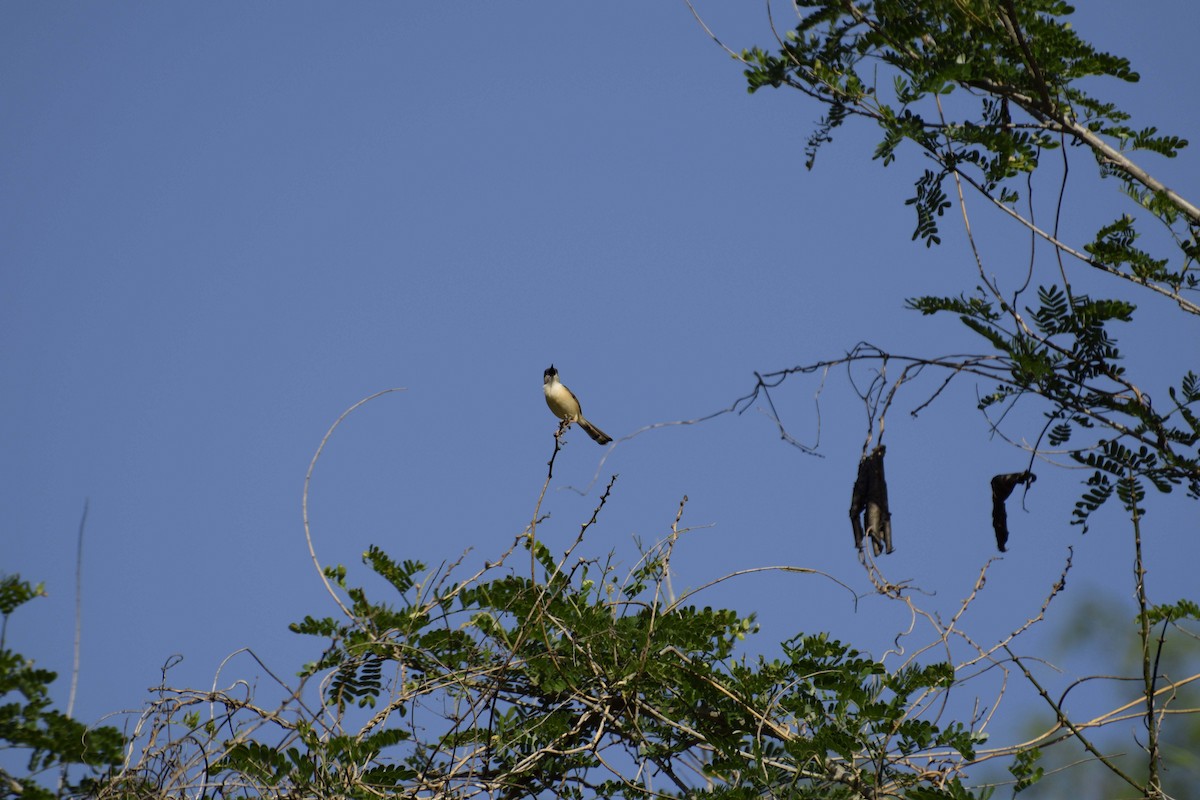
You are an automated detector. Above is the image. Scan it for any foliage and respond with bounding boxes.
[735,0,1198,528]
[0,574,126,799]
[93,518,1014,798]
[728,1,1198,796]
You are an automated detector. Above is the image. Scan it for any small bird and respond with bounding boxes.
[543,364,612,444]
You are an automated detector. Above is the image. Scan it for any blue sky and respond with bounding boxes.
[3,1,1198,785]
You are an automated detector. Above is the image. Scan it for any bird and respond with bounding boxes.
[543,364,612,444]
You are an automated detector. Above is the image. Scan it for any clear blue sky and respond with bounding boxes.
[3,0,1197,781]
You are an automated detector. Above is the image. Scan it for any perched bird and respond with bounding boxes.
[543,364,612,444]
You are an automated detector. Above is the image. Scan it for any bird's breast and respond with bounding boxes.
[544,383,578,420]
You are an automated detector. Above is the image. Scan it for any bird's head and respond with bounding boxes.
[544,365,558,384]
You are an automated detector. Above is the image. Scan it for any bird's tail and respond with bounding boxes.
[578,418,612,445]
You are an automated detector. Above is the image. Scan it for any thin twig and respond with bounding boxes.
[67,499,88,720]
[302,388,407,623]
